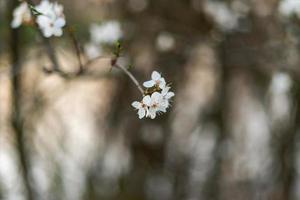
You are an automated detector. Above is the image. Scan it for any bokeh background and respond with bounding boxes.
[1,0,300,199]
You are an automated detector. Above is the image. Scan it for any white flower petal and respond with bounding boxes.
[151,92,162,102]
[143,80,155,88]
[147,108,157,119]
[151,71,161,80]
[161,86,171,95]
[143,95,151,106]
[53,2,64,14]
[165,92,175,99]
[132,101,141,109]
[11,2,31,28]
[159,78,166,89]
[43,27,53,38]
[11,18,21,28]
[53,28,63,36]
[160,99,169,108]
[159,106,167,113]
[150,110,156,119]
[54,18,66,28]
[138,108,146,119]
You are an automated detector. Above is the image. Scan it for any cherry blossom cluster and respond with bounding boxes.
[11,0,66,38]
[132,71,175,119]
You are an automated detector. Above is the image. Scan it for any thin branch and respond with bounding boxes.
[24,0,109,77]
[67,27,84,74]
[39,34,61,72]
[20,0,145,93]
[114,63,144,95]
[84,55,112,68]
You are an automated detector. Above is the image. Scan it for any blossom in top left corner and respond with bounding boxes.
[35,0,66,38]
[11,2,32,28]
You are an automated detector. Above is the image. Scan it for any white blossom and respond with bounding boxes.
[11,2,31,28]
[35,0,66,38]
[160,86,175,110]
[132,95,151,119]
[147,92,171,119]
[143,71,166,89]
[90,21,122,44]
[279,0,300,18]
[132,71,175,119]
[147,92,162,119]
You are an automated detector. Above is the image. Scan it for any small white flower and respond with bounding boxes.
[132,71,175,120]
[90,21,122,44]
[11,2,31,28]
[35,0,66,38]
[132,95,151,119]
[160,86,175,110]
[143,71,166,89]
[147,92,167,119]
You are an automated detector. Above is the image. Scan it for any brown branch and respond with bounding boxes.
[23,0,145,94]
[114,63,144,95]
[83,55,112,68]
[67,27,84,74]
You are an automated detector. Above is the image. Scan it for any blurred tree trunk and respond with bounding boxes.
[8,0,35,199]
[216,1,294,199]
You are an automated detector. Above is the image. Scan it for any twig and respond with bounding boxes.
[67,26,84,74]
[40,34,61,72]
[22,0,145,93]
[114,63,144,95]
[84,55,112,68]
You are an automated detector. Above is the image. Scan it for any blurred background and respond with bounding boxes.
[1,0,300,199]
